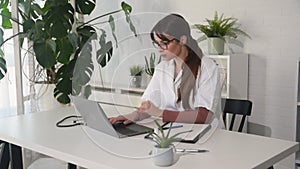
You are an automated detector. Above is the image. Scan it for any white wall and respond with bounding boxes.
[90,1,300,168]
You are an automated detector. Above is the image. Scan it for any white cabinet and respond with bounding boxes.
[295,58,300,166]
[207,54,249,99]
[207,54,249,132]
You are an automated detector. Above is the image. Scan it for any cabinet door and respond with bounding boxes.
[296,59,300,164]
[207,54,248,99]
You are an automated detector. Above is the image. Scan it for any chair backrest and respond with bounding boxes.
[222,98,252,132]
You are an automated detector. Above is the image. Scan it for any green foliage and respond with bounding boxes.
[130,65,143,76]
[0,1,136,104]
[194,11,251,48]
[0,28,5,79]
[0,55,6,80]
[148,120,192,148]
[144,52,161,76]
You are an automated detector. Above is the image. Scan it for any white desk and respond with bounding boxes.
[0,106,298,169]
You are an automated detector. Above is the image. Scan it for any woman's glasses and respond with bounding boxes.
[152,38,176,50]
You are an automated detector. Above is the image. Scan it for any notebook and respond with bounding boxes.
[70,96,153,138]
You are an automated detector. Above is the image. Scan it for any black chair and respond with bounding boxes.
[222,98,274,169]
[222,98,252,132]
[0,140,10,169]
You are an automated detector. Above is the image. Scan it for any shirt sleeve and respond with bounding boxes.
[141,64,162,107]
[194,58,221,113]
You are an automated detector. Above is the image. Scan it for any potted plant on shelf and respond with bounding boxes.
[0,0,136,104]
[193,11,251,55]
[147,120,192,167]
[144,52,161,77]
[129,64,143,88]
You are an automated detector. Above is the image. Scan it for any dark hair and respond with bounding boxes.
[150,14,203,109]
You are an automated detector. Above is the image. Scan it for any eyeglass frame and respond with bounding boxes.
[152,38,177,50]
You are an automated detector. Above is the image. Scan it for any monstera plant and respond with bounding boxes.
[0,0,136,104]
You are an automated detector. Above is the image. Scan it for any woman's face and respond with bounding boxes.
[153,33,182,61]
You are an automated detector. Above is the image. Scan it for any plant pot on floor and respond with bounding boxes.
[152,146,175,167]
[208,37,225,55]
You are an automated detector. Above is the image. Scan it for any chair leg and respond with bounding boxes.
[9,143,23,169]
[68,163,77,169]
[0,142,10,169]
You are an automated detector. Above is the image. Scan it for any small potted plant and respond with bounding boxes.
[147,120,192,167]
[194,11,251,55]
[144,52,161,77]
[129,65,143,87]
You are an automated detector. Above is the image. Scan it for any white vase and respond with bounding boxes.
[208,37,225,55]
[152,146,175,167]
[130,75,142,88]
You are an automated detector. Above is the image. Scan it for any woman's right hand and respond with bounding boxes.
[138,100,163,117]
[108,115,132,125]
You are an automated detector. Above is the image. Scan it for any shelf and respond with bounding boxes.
[91,83,145,96]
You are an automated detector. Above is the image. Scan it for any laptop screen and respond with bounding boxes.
[70,96,153,138]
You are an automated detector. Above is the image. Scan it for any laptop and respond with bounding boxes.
[70,96,153,138]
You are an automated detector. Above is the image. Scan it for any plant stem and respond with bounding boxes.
[0,32,25,47]
[78,9,123,29]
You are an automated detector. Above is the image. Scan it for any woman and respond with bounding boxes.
[109,14,223,128]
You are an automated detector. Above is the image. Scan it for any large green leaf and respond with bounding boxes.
[96,30,113,67]
[124,14,137,37]
[67,33,78,49]
[0,28,3,45]
[0,0,8,9]
[57,37,75,64]
[0,53,7,80]
[23,18,35,33]
[33,39,56,68]
[72,41,94,87]
[18,1,44,20]
[75,0,95,15]
[76,26,96,48]
[1,8,12,29]
[44,3,74,38]
[71,26,96,97]
[54,62,74,104]
[120,2,136,36]
[108,15,118,47]
[29,20,47,42]
[46,0,68,7]
[121,1,132,15]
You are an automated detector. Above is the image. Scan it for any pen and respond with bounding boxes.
[176,148,209,153]
[162,125,183,130]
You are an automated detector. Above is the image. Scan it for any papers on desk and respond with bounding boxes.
[160,123,211,143]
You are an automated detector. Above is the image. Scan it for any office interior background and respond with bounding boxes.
[0,0,299,168]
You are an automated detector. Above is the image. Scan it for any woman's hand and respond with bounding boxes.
[137,100,163,117]
[138,101,151,113]
[109,115,132,125]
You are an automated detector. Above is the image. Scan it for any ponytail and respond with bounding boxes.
[177,37,203,109]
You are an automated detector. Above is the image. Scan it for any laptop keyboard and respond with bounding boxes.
[113,123,139,135]
[112,123,152,137]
